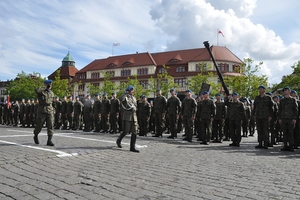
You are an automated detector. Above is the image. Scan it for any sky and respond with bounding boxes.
[1,0,300,85]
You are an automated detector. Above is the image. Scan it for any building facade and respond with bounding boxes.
[71,46,243,97]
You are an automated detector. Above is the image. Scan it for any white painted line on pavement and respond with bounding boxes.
[0,139,74,157]
[4,129,148,148]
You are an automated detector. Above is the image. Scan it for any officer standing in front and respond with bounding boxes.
[33,80,55,146]
[166,89,181,139]
[116,86,139,153]
[152,89,167,137]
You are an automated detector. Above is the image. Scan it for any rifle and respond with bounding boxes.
[203,41,230,96]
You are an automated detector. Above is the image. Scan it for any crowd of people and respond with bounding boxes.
[0,84,298,152]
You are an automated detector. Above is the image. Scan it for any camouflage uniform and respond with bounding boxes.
[101,96,111,133]
[137,98,151,136]
[166,95,181,138]
[181,97,197,142]
[66,98,74,130]
[61,97,68,130]
[93,96,101,132]
[73,98,84,130]
[54,98,62,129]
[242,103,251,137]
[12,102,20,126]
[197,98,215,144]
[83,97,93,132]
[212,100,226,142]
[30,100,35,127]
[153,94,167,137]
[19,99,26,127]
[110,96,120,133]
[25,100,31,127]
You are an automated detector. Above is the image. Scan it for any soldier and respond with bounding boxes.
[0,102,3,125]
[54,96,62,129]
[13,100,20,126]
[290,90,300,149]
[212,93,226,143]
[34,99,39,126]
[93,94,101,132]
[100,92,111,133]
[137,95,151,136]
[152,89,167,137]
[116,86,139,153]
[226,92,245,147]
[33,80,55,146]
[66,96,74,130]
[249,103,255,137]
[61,96,68,130]
[253,85,273,149]
[110,92,120,134]
[197,91,215,145]
[25,99,31,127]
[30,99,35,127]
[148,100,155,133]
[166,89,181,139]
[19,98,26,127]
[278,87,298,152]
[241,100,251,137]
[272,96,280,144]
[83,95,93,132]
[73,96,84,130]
[181,90,197,142]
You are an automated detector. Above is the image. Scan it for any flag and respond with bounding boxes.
[218,30,225,37]
[113,43,120,46]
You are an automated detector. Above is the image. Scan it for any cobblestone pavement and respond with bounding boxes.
[0,125,300,200]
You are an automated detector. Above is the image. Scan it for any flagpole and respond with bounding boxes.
[217,29,219,46]
[112,44,114,56]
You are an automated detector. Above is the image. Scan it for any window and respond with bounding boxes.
[196,63,207,72]
[78,84,85,91]
[176,66,185,72]
[91,72,100,79]
[158,68,165,73]
[79,74,86,79]
[92,83,99,87]
[137,68,149,75]
[174,79,186,87]
[121,69,131,76]
[106,70,115,77]
[139,80,148,88]
[218,63,229,72]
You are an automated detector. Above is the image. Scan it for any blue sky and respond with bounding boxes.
[1,0,300,85]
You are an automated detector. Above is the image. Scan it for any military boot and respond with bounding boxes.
[47,135,54,146]
[116,132,126,148]
[130,134,139,153]
[33,135,39,144]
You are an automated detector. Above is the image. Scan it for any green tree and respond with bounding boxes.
[99,71,116,95]
[117,74,150,98]
[6,71,44,101]
[51,69,70,97]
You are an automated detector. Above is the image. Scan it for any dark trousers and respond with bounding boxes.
[61,113,68,129]
[281,119,295,147]
[67,113,73,129]
[201,119,212,143]
[256,118,269,144]
[169,114,177,137]
[229,119,241,144]
[101,114,109,132]
[183,116,193,141]
[94,113,100,131]
[242,119,249,136]
[73,113,81,130]
[293,120,299,147]
[117,120,137,150]
[212,119,223,141]
[110,113,118,133]
[154,113,164,136]
[249,119,255,135]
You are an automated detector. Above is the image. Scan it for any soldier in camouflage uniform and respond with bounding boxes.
[33,80,55,146]
[25,99,31,127]
[83,95,93,132]
[241,100,251,137]
[61,96,68,130]
[253,85,273,149]
[110,92,120,134]
[66,96,74,130]
[30,99,35,127]
[101,92,111,133]
[181,90,197,142]
[19,98,26,127]
[226,92,245,147]
[278,87,298,152]
[73,96,84,130]
[249,103,255,137]
[54,96,62,129]
[212,93,226,143]
[93,94,101,132]
[166,89,181,139]
[197,91,215,145]
[152,89,167,137]
[290,90,300,149]
[137,95,151,136]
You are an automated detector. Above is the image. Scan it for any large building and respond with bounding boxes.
[0,80,12,102]
[71,46,243,97]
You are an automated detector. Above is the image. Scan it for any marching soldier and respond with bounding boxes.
[116,86,139,152]
[73,96,84,130]
[66,96,74,130]
[226,92,245,147]
[83,95,93,132]
[93,94,101,132]
[110,92,120,134]
[181,90,197,142]
[54,96,62,129]
[253,85,273,149]
[212,93,226,143]
[61,96,68,130]
[278,87,298,152]
[137,95,151,136]
[33,80,55,146]
[197,91,215,145]
[166,89,181,139]
[101,92,111,133]
[152,89,167,137]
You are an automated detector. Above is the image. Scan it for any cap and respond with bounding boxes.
[156,89,161,92]
[258,85,266,89]
[140,94,146,98]
[87,94,90,97]
[126,86,134,91]
[215,93,221,97]
[103,92,107,96]
[186,89,192,93]
[232,92,239,96]
[200,92,204,95]
[203,91,209,95]
[170,88,175,92]
[95,94,99,97]
[112,92,116,95]
[76,96,79,98]
[266,92,272,95]
[291,90,297,94]
[44,79,52,84]
[283,86,290,91]
[272,95,278,99]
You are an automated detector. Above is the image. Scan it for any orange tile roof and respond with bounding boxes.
[48,66,78,80]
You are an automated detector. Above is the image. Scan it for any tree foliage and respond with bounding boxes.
[51,69,70,97]
[6,71,44,101]
[117,74,150,98]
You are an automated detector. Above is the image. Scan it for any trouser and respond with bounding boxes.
[94,113,100,131]
[293,120,299,147]
[73,113,81,129]
[67,113,73,129]
[213,119,223,141]
[183,116,193,141]
[201,119,212,143]
[34,112,54,136]
[154,113,164,136]
[83,113,92,131]
[229,119,241,144]
[169,114,177,137]
[19,113,25,126]
[269,118,277,144]
[224,119,230,139]
[242,119,249,135]
[101,114,109,132]
[281,119,295,147]
[256,118,269,145]
[61,113,68,129]
[110,113,118,133]
[54,113,61,129]
[249,118,255,135]
[117,120,137,149]
[13,113,18,126]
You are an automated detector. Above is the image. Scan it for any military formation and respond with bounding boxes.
[0,83,299,152]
